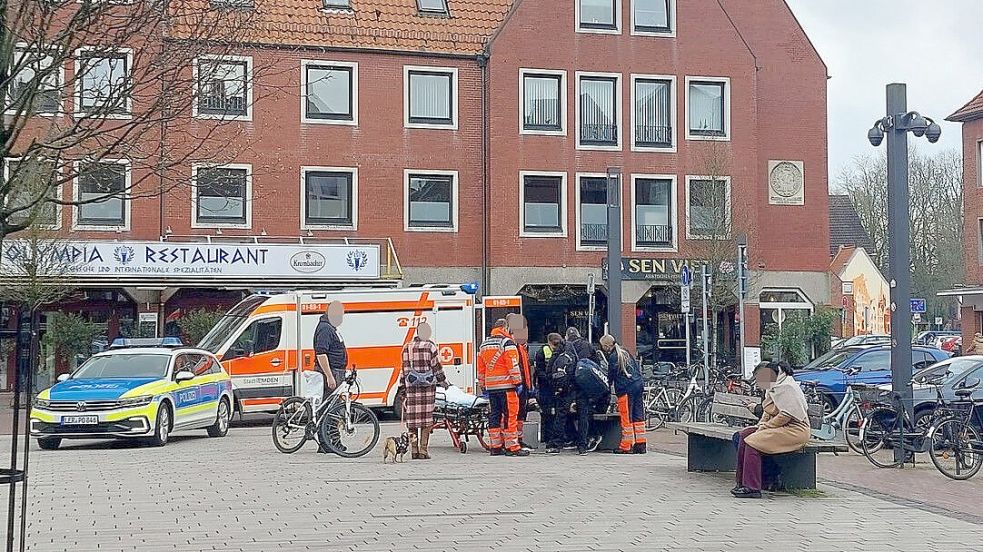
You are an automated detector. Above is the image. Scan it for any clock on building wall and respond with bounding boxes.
[768,160,805,206]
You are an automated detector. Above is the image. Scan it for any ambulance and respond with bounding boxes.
[196,285,522,415]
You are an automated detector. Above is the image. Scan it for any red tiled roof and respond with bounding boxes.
[175,0,516,56]
[948,89,983,123]
[828,245,855,276]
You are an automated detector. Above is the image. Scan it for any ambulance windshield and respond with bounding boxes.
[199,295,268,353]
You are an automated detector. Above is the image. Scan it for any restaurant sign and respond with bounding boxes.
[1,240,381,280]
[602,257,710,283]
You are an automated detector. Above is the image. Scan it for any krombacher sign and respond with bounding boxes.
[602,258,710,282]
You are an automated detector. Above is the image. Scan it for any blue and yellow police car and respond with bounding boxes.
[31,341,234,449]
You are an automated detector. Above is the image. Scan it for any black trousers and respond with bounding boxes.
[538,387,555,445]
[548,389,574,448]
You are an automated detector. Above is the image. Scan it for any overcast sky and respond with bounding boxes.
[785,0,983,184]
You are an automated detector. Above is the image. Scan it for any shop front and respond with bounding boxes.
[519,284,607,346]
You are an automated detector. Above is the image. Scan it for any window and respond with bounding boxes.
[578,0,618,31]
[853,350,890,372]
[76,50,131,116]
[578,176,608,248]
[210,0,255,8]
[302,168,355,229]
[75,161,127,228]
[193,165,250,227]
[979,218,983,263]
[687,78,729,139]
[196,57,250,118]
[405,67,457,128]
[759,289,814,348]
[322,0,350,8]
[405,171,457,231]
[633,0,671,33]
[175,354,212,377]
[303,62,356,123]
[521,71,564,133]
[978,141,982,187]
[578,74,619,147]
[634,177,673,248]
[417,0,448,14]
[521,173,566,236]
[686,177,729,239]
[229,318,282,359]
[4,159,60,228]
[633,77,673,148]
[7,48,60,115]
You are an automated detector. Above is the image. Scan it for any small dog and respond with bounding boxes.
[382,433,411,464]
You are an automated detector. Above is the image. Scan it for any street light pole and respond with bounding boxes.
[606,168,622,343]
[867,83,942,465]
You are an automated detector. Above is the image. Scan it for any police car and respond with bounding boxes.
[31,340,234,449]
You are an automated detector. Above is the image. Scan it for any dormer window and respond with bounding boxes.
[322,0,350,9]
[417,0,448,15]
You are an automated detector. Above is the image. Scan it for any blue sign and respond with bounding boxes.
[910,298,927,314]
[681,265,692,287]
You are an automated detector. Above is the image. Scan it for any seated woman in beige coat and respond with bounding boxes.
[732,361,810,499]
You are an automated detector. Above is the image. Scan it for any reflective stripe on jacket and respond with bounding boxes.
[477,327,522,391]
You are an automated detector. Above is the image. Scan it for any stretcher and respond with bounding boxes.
[432,386,491,454]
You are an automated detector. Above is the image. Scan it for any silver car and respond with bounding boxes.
[908,356,983,426]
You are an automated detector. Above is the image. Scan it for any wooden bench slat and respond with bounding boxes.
[666,422,848,453]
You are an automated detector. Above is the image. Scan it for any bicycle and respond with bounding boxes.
[271,366,381,457]
[643,364,707,430]
[801,381,872,454]
[927,378,983,480]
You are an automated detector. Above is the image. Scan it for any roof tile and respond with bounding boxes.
[828,195,873,257]
[948,89,983,123]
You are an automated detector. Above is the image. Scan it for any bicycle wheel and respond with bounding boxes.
[319,402,381,458]
[676,394,701,424]
[645,387,679,431]
[272,397,313,454]
[930,418,983,481]
[861,408,904,469]
[843,405,866,454]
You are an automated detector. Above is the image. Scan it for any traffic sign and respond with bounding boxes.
[681,265,692,287]
[681,285,691,314]
[910,298,927,314]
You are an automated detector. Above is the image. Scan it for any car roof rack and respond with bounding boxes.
[109,337,185,349]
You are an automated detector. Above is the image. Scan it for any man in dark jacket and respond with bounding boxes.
[565,327,607,455]
[534,339,555,448]
[314,301,348,395]
[544,333,576,454]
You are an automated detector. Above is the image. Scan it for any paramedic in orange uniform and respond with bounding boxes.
[477,319,529,457]
[513,323,534,449]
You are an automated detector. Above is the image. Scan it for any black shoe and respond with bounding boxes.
[577,447,588,456]
[545,447,560,454]
[613,448,633,455]
[520,441,534,450]
[505,448,530,457]
[731,487,762,499]
[489,447,504,456]
[632,443,647,454]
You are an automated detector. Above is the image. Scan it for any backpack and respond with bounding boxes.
[547,351,575,386]
[575,358,610,400]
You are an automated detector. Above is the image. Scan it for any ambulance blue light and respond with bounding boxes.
[460,283,479,295]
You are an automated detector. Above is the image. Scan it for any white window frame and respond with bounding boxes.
[575,71,623,152]
[71,158,131,231]
[685,175,731,240]
[575,0,622,35]
[978,140,982,187]
[630,0,676,37]
[3,157,63,230]
[630,74,676,152]
[684,76,731,141]
[518,68,567,137]
[300,166,359,231]
[575,172,623,251]
[192,54,253,121]
[630,174,676,252]
[518,171,568,238]
[403,65,459,130]
[6,43,65,117]
[73,47,134,119]
[300,60,358,126]
[403,169,459,233]
[191,163,252,229]
[978,217,983,264]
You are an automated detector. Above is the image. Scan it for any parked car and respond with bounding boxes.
[877,356,983,429]
[795,345,950,408]
[835,334,891,349]
[941,335,962,355]
[30,346,233,449]
[913,330,959,347]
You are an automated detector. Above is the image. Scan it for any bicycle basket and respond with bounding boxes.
[855,387,894,409]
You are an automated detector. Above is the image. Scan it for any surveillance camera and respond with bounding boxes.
[867,126,884,147]
[909,114,928,137]
[925,122,942,144]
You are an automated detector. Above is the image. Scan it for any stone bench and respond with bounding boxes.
[592,412,622,451]
[667,422,847,490]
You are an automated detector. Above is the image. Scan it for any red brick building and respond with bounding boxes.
[945,90,983,343]
[4,0,832,388]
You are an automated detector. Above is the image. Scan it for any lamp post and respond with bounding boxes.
[606,167,622,342]
[867,83,941,464]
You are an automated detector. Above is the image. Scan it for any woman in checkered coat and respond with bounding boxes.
[398,322,447,459]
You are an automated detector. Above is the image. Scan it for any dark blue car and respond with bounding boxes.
[795,345,950,407]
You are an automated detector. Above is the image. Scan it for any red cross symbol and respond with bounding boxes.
[438,346,454,364]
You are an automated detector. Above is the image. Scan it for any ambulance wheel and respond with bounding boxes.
[207,398,231,438]
[148,404,171,447]
[392,389,405,420]
[37,437,61,450]
[459,441,468,454]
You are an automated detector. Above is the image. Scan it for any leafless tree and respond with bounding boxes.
[0,0,266,239]
[836,148,964,323]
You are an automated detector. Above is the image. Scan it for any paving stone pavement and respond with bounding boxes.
[10,422,983,551]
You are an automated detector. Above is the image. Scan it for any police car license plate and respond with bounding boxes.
[61,415,98,425]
